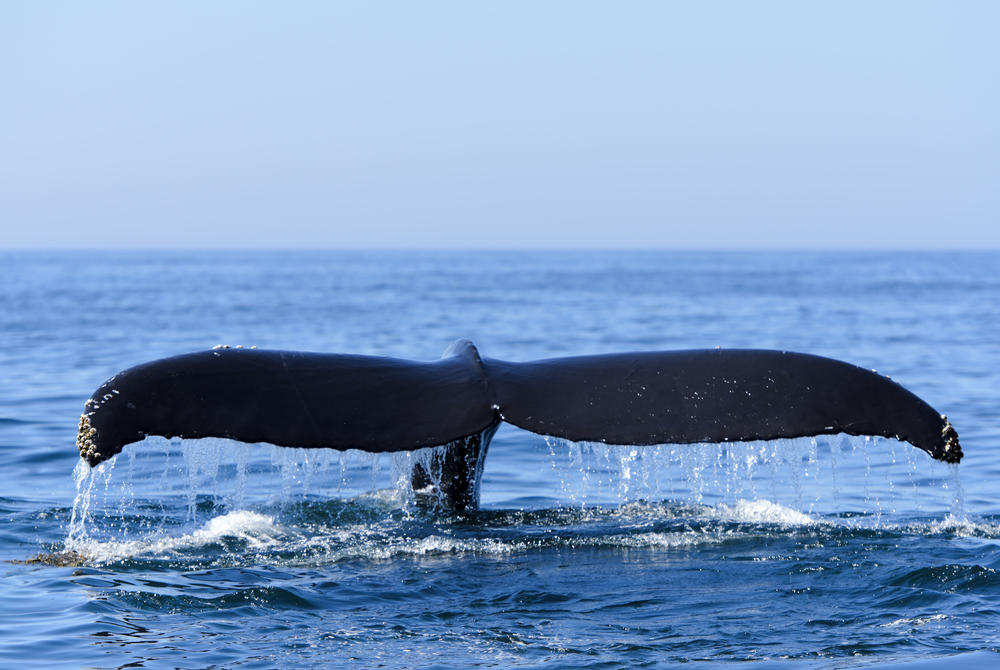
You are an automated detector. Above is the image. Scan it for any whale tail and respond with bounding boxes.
[77,340,961,510]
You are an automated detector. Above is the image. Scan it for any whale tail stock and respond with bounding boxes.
[77,340,961,511]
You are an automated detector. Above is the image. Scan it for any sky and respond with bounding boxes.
[2,2,998,249]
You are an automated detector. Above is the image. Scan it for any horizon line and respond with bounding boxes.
[1,246,998,253]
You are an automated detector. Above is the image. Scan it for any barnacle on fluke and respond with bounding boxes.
[75,341,961,509]
[940,417,963,464]
[76,413,100,463]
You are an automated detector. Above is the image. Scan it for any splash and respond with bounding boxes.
[543,433,963,523]
[63,436,476,550]
[66,510,289,562]
[58,432,971,565]
[711,499,817,525]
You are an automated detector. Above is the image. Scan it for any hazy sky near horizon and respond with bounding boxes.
[3,2,998,249]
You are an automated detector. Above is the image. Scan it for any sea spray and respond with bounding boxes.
[66,459,94,546]
[947,462,965,520]
[543,433,958,523]
[63,437,472,540]
[61,432,965,559]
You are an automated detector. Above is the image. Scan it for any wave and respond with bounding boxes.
[60,497,1000,568]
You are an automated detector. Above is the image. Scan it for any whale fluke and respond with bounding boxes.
[489,349,961,464]
[77,341,961,511]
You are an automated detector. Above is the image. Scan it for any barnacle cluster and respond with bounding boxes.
[76,412,100,463]
[76,390,119,463]
[940,415,962,464]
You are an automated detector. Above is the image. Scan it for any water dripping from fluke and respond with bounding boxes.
[46,434,499,565]
[38,428,976,568]
[541,434,963,526]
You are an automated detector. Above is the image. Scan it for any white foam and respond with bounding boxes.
[914,514,1000,538]
[67,510,291,563]
[296,534,523,563]
[880,613,948,628]
[710,499,818,526]
[604,531,722,549]
[310,529,721,563]
[369,535,518,559]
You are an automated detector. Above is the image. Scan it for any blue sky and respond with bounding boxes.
[3,2,997,248]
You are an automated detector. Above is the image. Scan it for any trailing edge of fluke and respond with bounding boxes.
[77,340,962,511]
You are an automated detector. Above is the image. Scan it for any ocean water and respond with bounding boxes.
[1,250,998,669]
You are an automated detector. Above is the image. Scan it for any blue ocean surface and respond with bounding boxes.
[1,250,999,668]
